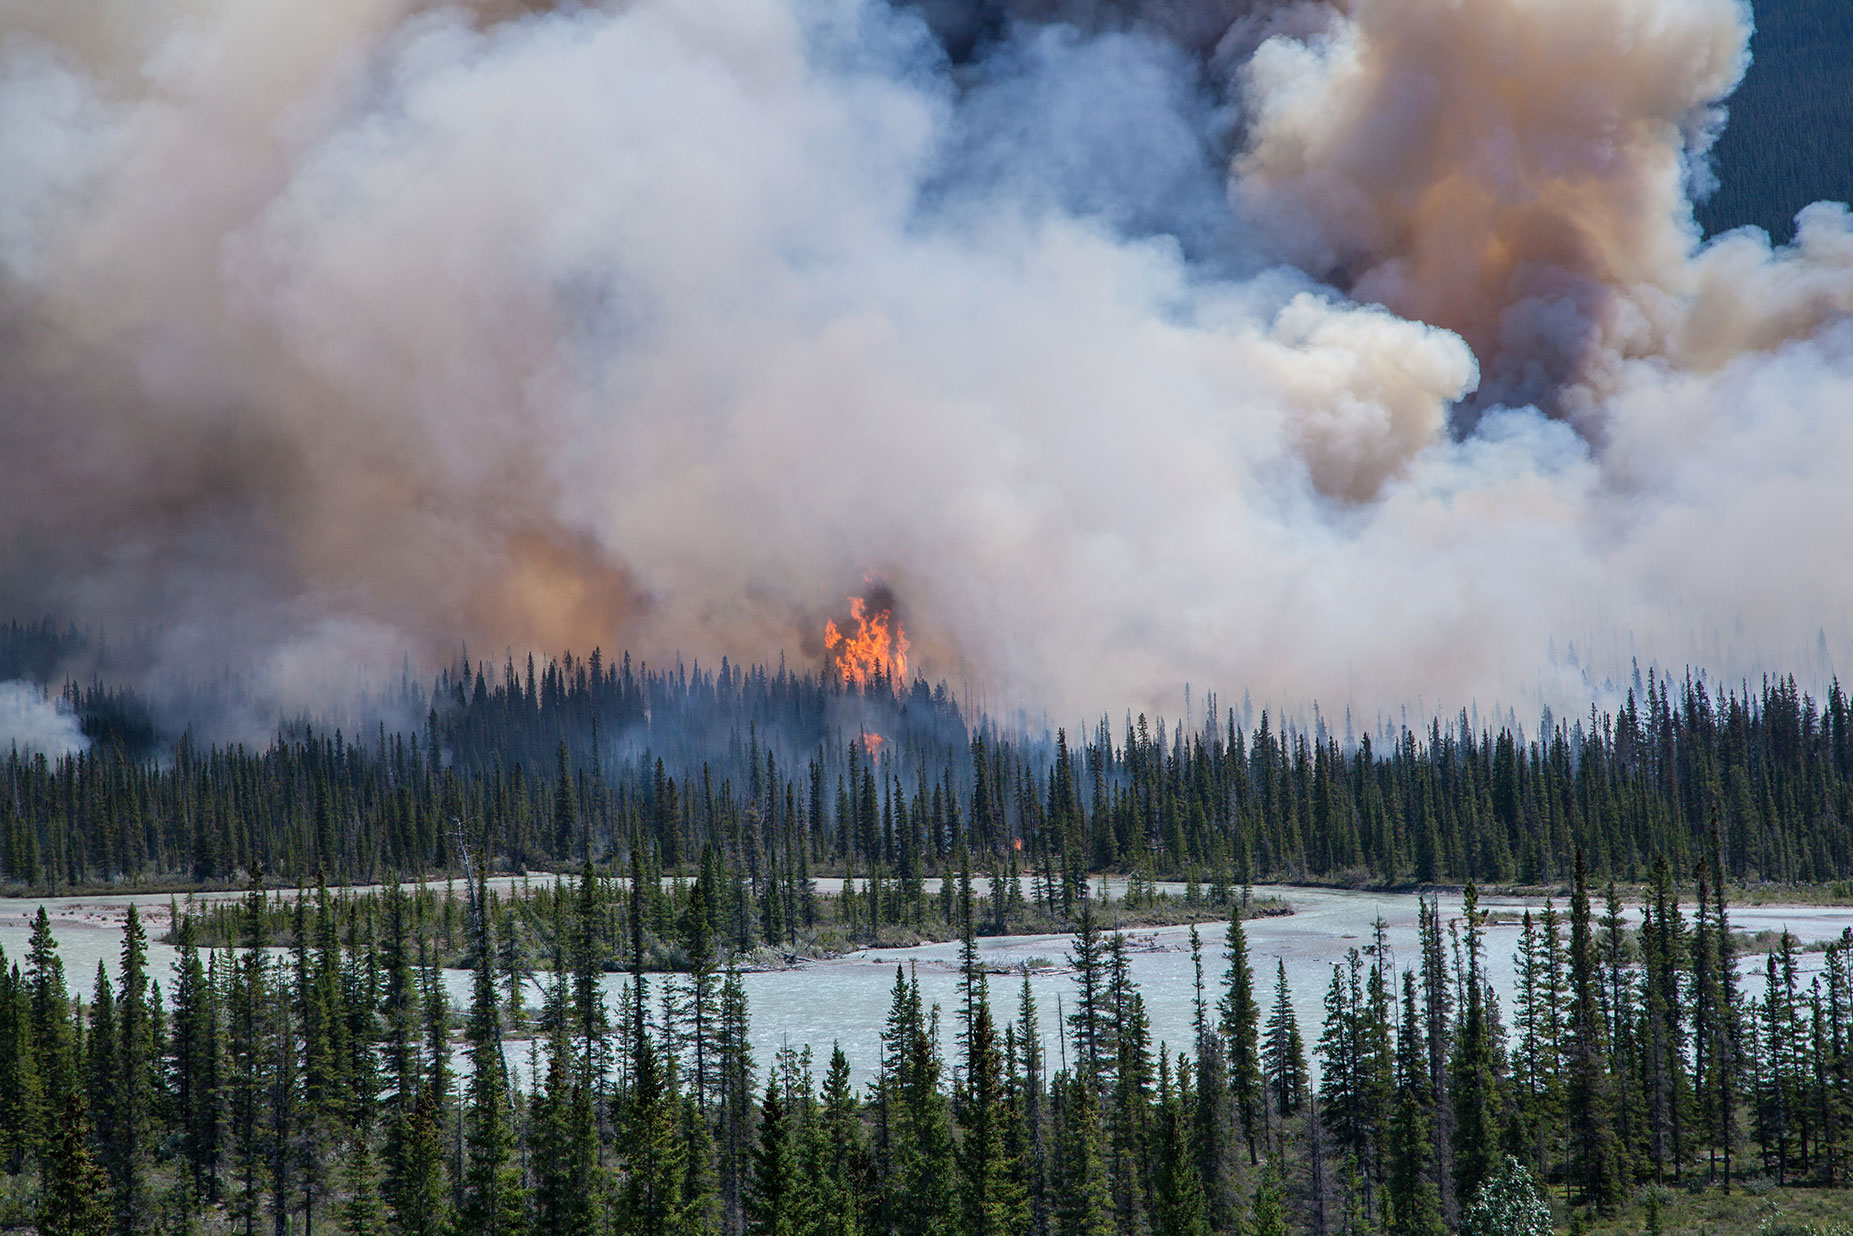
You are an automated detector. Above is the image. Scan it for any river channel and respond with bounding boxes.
[6,883,1853,1087]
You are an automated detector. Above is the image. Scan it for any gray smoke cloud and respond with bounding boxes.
[0,681,88,757]
[0,0,1848,733]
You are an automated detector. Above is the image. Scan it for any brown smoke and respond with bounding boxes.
[1235,0,1852,438]
[0,0,1850,737]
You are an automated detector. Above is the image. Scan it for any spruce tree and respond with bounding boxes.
[389,1083,451,1236]
[1263,959,1308,1120]
[27,923,108,1236]
[958,893,1027,1236]
[1450,883,1500,1207]
[1247,1159,1289,1236]
[745,1074,797,1236]
[1067,898,1107,1088]
[1567,851,1621,1211]
[1458,1156,1551,1236]
[1221,904,1262,1163]
[39,1079,112,1236]
[530,982,598,1236]
[1152,1054,1211,1236]
[1388,974,1443,1236]
[818,1044,868,1236]
[621,1032,696,1236]
[340,1129,386,1236]
[113,903,153,1236]
[461,873,524,1236]
[1052,1074,1113,1236]
[172,915,222,1205]
[0,944,37,1174]
[27,906,71,1153]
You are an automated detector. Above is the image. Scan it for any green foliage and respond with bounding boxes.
[1459,1156,1553,1236]
[19,650,1853,1236]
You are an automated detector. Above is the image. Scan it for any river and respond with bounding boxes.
[5,883,1851,1088]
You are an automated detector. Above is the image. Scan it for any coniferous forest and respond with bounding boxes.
[5,836,1853,1236]
[9,617,1853,897]
[2,0,1852,1228]
[13,623,1853,1232]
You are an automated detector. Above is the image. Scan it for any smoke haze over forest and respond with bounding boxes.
[2,0,1851,735]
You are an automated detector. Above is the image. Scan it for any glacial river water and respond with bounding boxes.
[6,883,1853,1088]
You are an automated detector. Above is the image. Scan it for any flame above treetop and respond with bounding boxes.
[825,594,909,687]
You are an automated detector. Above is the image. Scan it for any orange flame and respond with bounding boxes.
[825,595,909,687]
[861,732,886,758]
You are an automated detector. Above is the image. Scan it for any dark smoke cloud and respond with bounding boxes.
[0,0,1849,736]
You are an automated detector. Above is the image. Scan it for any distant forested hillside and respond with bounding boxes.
[1700,0,1853,242]
[7,623,1853,898]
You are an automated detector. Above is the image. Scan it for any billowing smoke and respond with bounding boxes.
[0,681,88,757]
[0,0,1848,732]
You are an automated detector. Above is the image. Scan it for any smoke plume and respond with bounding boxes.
[0,0,1849,732]
[0,681,88,757]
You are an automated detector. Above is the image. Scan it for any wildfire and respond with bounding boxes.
[824,594,909,687]
[861,732,886,758]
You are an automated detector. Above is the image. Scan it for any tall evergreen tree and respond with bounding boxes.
[1566,851,1622,1211]
[1388,973,1443,1236]
[1450,883,1500,1207]
[461,868,524,1236]
[1051,1074,1113,1236]
[1221,905,1262,1163]
[1263,959,1308,1121]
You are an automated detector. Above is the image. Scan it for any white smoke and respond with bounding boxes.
[0,681,89,757]
[0,0,1848,730]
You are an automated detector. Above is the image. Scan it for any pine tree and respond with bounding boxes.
[570,859,609,1092]
[718,965,758,1234]
[1567,851,1622,1211]
[1509,908,1560,1182]
[1152,1054,1211,1236]
[1387,973,1443,1236]
[0,944,37,1174]
[229,888,271,1236]
[1188,929,1233,1228]
[1247,1159,1289,1236]
[390,1083,451,1236]
[958,893,1027,1236]
[1640,856,1689,1182]
[1067,898,1107,1088]
[1013,970,1051,1236]
[1600,881,1643,1187]
[112,903,153,1235]
[818,1044,868,1236]
[26,921,108,1236]
[555,741,580,857]
[621,1032,697,1236]
[1221,904,1262,1163]
[745,1074,801,1236]
[27,906,71,1154]
[39,1080,112,1236]
[86,963,118,1204]
[1458,1156,1551,1236]
[1263,959,1308,1120]
[1416,896,1455,1222]
[340,1129,386,1236]
[173,915,222,1204]
[1103,933,1151,1229]
[461,871,524,1236]
[530,982,598,1236]
[1710,853,1744,1191]
[1450,883,1500,1207]
[1051,1074,1113,1236]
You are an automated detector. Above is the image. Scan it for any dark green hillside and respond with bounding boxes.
[1700,0,1853,243]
